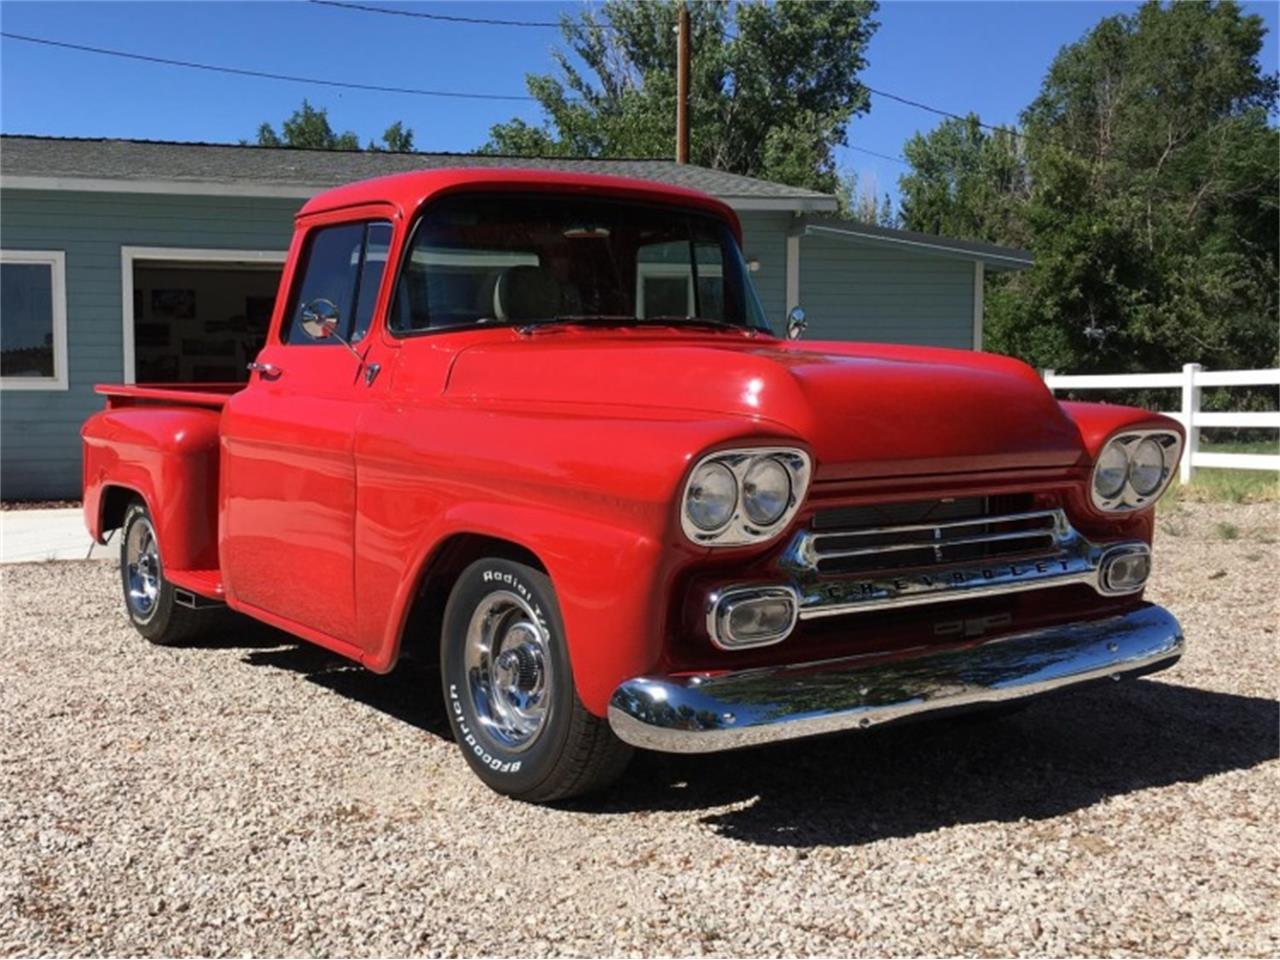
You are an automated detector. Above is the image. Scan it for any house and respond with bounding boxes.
[0,135,1032,498]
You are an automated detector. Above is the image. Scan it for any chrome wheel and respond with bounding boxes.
[124,515,160,622]
[464,589,552,751]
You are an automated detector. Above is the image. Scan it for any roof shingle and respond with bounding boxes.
[0,135,837,209]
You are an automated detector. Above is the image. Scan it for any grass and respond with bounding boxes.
[1215,521,1241,540]
[1163,438,1279,504]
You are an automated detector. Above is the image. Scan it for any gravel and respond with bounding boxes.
[1,500,1277,957]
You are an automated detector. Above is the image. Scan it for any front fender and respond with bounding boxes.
[367,501,688,715]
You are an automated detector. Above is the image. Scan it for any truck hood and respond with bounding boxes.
[444,333,1086,480]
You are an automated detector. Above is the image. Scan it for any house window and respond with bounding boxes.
[1,250,68,390]
[635,240,725,321]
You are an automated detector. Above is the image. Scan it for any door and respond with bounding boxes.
[221,217,394,645]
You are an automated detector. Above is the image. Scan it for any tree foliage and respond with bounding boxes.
[900,1,1278,375]
[482,0,878,193]
[899,116,1028,245]
[256,100,415,152]
[836,170,897,226]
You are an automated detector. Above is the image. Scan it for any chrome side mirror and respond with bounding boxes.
[299,298,341,341]
[786,306,807,340]
[297,297,381,386]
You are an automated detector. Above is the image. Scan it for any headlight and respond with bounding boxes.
[742,457,792,526]
[1091,431,1181,511]
[685,462,737,532]
[1128,438,1165,496]
[681,447,811,546]
[1094,443,1129,499]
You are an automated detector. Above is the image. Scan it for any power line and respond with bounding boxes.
[308,0,559,29]
[863,85,1026,140]
[847,144,910,166]
[1,28,1016,161]
[0,31,543,102]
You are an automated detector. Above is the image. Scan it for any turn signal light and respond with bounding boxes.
[708,586,800,650]
[1099,546,1152,594]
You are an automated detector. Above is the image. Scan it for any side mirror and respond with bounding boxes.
[786,306,807,341]
[299,298,341,341]
[296,297,381,386]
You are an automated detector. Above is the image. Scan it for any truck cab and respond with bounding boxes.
[83,169,1185,802]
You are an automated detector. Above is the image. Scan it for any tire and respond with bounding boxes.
[440,558,632,802]
[119,500,217,646]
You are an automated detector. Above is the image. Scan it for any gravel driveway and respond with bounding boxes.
[2,501,1276,957]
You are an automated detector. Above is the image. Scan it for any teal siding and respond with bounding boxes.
[736,210,792,334]
[0,189,300,498]
[797,233,975,348]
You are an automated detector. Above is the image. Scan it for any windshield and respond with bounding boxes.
[389,193,771,334]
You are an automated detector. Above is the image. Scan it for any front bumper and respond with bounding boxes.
[607,604,1183,753]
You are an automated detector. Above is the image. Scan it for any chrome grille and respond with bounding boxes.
[786,497,1067,577]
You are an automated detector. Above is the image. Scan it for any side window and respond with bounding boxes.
[352,223,392,343]
[282,221,391,345]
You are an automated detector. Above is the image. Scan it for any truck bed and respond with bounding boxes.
[95,383,242,409]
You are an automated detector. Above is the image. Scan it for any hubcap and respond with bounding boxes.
[125,516,160,621]
[464,590,552,751]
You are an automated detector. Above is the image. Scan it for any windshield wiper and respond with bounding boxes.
[517,314,642,333]
[519,314,752,334]
[640,315,746,331]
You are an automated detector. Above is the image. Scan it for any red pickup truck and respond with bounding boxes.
[83,169,1185,802]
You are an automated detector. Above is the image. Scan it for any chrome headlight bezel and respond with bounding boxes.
[1091,430,1183,512]
[681,447,812,546]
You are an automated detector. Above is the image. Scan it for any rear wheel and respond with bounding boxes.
[440,558,632,802]
[120,501,217,645]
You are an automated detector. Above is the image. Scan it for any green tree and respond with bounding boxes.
[836,170,897,226]
[371,121,415,153]
[256,101,415,152]
[482,0,878,193]
[901,1,1278,376]
[899,115,1029,246]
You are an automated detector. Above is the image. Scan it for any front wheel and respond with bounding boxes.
[119,501,217,645]
[440,558,632,802]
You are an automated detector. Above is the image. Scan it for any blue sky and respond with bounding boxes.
[2,1,1277,204]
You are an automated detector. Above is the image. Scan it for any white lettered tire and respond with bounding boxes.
[440,558,632,802]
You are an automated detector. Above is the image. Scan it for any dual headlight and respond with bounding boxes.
[1091,430,1182,511]
[681,447,811,545]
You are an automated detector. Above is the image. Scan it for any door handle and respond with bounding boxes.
[247,361,282,379]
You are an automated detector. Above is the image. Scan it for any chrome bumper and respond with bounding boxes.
[607,604,1183,753]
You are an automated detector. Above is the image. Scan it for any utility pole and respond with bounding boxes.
[676,3,690,164]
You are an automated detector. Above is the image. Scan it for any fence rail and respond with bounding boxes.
[1043,363,1280,483]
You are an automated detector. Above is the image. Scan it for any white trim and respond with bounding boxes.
[120,246,288,384]
[727,196,838,213]
[804,223,1034,267]
[785,234,801,312]
[1,249,69,391]
[972,260,985,350]
[2,174,838,214]
[5,175,320,199]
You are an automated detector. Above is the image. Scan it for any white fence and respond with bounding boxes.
[1043,363,1280,483]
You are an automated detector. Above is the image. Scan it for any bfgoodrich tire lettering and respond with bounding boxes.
[440,558,632,802]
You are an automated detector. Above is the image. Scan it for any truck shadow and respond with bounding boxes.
[596,679,1278,847]
[222,629,1277,848]
[234,634,454,738]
